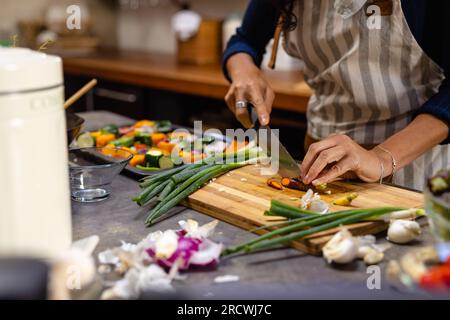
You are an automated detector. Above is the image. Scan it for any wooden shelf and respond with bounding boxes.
[60,48,312,113]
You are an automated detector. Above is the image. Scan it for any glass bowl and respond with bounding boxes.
[69,147,133,203]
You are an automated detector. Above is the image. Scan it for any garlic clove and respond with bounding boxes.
[387,220,421,244]
[362,247,384,265]
[322,228,358,264]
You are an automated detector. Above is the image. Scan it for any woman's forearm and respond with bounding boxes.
[375,114,449,175]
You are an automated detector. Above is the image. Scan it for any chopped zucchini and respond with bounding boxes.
[111,135,134,147]
[135,132,152,146]
[158,156,175,169]
[76,132,95,147]
[100,124,119,136]
[145,149,163,167]
[155,120,172,133]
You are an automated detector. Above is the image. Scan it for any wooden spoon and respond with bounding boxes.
[64,79,98,109]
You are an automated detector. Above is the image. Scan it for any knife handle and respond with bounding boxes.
[247,104,259,128]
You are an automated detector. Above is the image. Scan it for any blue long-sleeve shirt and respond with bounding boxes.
[223,0,450,143]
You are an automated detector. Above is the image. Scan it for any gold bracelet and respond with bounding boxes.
[376,145,397,178]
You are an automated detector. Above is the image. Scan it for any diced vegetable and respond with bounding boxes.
[120,146,137,155]
[130,155,146,167]
[267,179,283,190]
[111,135,135,147]
[157,141,176,154]
[158,156,175,169]
[76,132,95,147]
[145,149,163,167]
[100,124,119,136]
[155,120,172,133]
[281,178,309,191]
[135,131,152,146]
[96,133,116,147]
[151,133,166,146]
[133,120,155,128]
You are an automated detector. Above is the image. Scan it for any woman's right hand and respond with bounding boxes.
[225,53,275,128]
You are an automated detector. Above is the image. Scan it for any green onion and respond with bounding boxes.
[158,180,176,202]
[139,165,189,188]
[245,207,403,253]
[138,180,171,206]
[145,164,243,225]
[171,163,210,184]
[133,181,162,204]
[249,215,315,233]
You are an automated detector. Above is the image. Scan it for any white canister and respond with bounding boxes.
[0,48,72,258]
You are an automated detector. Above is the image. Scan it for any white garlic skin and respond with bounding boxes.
[387,220,421,244]
[323,228,358,264]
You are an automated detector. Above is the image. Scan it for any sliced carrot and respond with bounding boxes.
[280,177,309,191]
[130,154,145,167]
[133,120,155,128]
[267,179,283,190]
[96,133,116,147]
[151,133,166,146]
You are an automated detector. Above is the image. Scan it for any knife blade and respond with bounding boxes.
[248,106,301,178]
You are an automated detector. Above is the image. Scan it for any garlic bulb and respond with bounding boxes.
[387,220,421,244]
[322,228,359,264]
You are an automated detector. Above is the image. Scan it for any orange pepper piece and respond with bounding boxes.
[130,154,146,167]
[157,141,176,153]
[96,133,116,147]
[133,120,155,128]
[151,133,166,146]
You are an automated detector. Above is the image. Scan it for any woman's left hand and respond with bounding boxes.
[301,134,385,186]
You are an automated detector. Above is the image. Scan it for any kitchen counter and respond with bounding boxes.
[72,111,435,299]
[61,49,312,113]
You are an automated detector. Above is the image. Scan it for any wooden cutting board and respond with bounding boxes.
[184,164,423,255]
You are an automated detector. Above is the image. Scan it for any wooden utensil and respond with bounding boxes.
[184,165,423,255]
[64,79,97,109]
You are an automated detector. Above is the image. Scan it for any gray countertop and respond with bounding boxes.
[72,111,434,299]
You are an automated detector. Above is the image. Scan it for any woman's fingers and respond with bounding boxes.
[301,138,338,179]
[225,77,274,129]
[248,86,271,126]
[311,156,356,186]
[303,146,347,184]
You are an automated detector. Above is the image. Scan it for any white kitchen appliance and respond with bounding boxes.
[0,48,72,258]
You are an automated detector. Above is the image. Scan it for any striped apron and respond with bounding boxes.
[283,0,450,191]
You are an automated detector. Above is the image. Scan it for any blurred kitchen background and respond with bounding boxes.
[0,0,312,158]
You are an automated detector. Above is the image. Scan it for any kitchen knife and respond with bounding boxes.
[248,106,301,178]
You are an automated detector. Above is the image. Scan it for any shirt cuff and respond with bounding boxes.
[414,83,450,144]
[222,36,262,82]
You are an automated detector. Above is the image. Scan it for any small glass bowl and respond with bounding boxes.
[69,147,133,203]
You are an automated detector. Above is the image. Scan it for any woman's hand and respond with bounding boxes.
[301,134,391,186]
[225,53,274,128]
